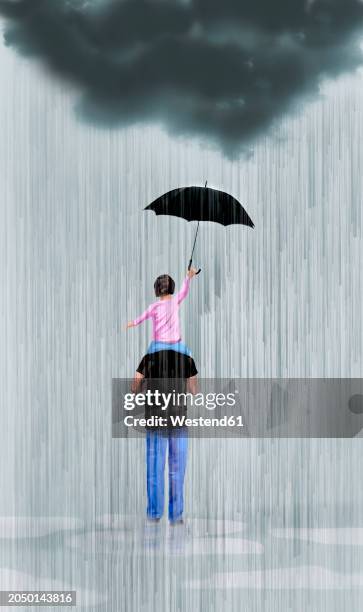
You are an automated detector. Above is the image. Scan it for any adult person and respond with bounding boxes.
[132,349,198,525]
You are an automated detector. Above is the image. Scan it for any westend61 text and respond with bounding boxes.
[124,415,244,428]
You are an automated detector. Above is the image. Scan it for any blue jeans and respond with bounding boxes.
[146,429,188,522]
[147,340,192,357]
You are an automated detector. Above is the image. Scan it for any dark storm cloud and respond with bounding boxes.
[1,0,363,154]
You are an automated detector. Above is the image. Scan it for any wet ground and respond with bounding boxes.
[1,515,363,611]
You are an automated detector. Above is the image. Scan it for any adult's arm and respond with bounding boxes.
[187,375,198,395]
[131,371,144,393]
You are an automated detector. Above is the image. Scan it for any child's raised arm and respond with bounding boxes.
[176,267,198,305]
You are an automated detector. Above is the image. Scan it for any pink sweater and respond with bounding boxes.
[133,277,190,342]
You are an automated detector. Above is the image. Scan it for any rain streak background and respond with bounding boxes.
[1,11,363,612]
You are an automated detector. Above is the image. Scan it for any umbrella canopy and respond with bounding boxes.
[145,186,254,227]
[145,184,254,273]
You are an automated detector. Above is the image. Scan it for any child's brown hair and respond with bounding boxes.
[154,274,175,297]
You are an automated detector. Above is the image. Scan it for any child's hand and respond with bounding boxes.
[187,267,198,278]
[126,321,134,329]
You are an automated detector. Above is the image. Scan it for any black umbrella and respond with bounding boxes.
[145,182,254,273]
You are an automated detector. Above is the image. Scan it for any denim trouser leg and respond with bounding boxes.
[146,429,188,521]
[168,432,188,522]
[146,430,167,519]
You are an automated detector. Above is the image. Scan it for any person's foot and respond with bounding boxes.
[143,517,162,549]
[168,518,189,553]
